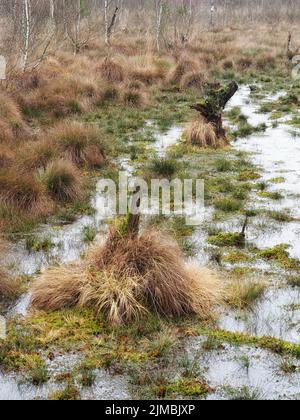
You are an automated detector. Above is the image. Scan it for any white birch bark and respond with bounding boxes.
[22,0,30,72]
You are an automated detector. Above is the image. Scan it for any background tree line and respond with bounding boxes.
[0,0,300,74]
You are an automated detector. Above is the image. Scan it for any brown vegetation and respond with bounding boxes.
[31,228,222,325]
[100,58,125,83]
[0,172,51,215]
[39,160,83,203]
[47,121,107,169]
[0,241,19,299]
[185,118,222,148]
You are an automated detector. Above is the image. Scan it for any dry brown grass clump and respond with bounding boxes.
[255,53,276,71]
[168,59,199,85]
[185,118,225,148]
[39,159,83,203]
[0,171,51,215]
[48,121,107,168]
[0,268,18,299]
[235,57,253,72]
[123,89,146,107]
[100,58,125,83]
[31,228,222,325]
[17,139,57,171]
[130,65,165,85]
[0,241,20,299]
[226,278,267,310]
[180,72,207,90]
[30,265,84,311]
[19,75,97,119]
[0,144,15,168]
[0,92,29,143]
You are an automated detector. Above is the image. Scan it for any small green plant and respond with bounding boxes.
[239,170,260,181]
[258,191,283,200]
[224,386,262,400]
[25,235,54,252]
[124,91,142,106]
[208,232,245,247]
[267,210,293,222]
[226,279,266,309]
[216,158,233,172]
[26,356,48,386]
[287,276,300,288]
[49,381,80,400]
[214,198,243,213]
[83,226,97,243]
[79,368,96,387]
[280,360,299,374]
[255,244,299,269]
[149,157,178,177]
[239,355,250,371]
[202,336,224,351]
[144,329,176,358]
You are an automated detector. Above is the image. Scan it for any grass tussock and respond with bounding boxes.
[226,279,266,309]
[30,265,84,311]
[0,92,29,143]
[185,118,224,148]
[48,121,107,169]
[0,241,20,299]
[19,75,97,118]
[31,228,222,325]
[0,172,51,215]
[39,160,83,203]
[0,144,15,168]
[168,59,198,85]
[123,89,146,107]
[180,72,207,90]
[130,64,165,85]
[17,139,57,171]
[0,268,20,299]
[100,58,125,83]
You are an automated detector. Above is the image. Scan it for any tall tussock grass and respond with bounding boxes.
[0,172,51,215]
[0,266,18,299]
[168,59,199,85]
[100,58,125,83]
[180,72,207,90]
[31,227,222,325]
[0,241,20,299]
[0,145,15,168]
[47,121,107,169]
[17,139,57,171]
[0,92,30,143]
[185,118,225,148]
[39,160,83,203]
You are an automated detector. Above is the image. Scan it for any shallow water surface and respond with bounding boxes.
[1,86,300,400]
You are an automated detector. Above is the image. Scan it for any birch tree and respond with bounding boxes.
[155,0,165,52]
[65,0,96,54]
[104,0,121,45]
[22,0,31,71]
[18,0,55,72]
[173,0,194,46]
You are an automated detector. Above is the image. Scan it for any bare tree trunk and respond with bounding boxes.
[191,82,239,139]
[50,0,54,20]
[104,0,109,45]
[210,0,215,27]
[104,0,120,46]
[22,0,31,72]
[74,0,81,54]
[155,0,164,52]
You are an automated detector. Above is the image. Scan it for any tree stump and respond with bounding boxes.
[191,81,239,140]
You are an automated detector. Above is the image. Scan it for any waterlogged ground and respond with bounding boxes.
[1,84,300,400]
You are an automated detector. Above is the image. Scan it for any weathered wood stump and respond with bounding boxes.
[191,81,239,141]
